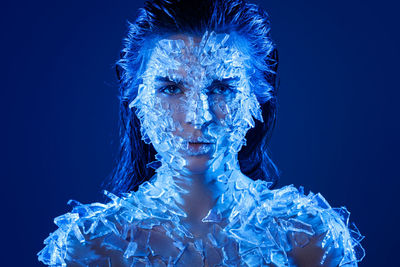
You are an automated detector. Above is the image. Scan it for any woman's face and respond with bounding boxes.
[131,32,262,174]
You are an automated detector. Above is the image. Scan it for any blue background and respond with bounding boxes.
[2,0,398,266]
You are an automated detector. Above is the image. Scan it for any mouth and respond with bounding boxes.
[187,142,215,155]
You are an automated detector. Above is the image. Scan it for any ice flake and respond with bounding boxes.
[202,207,222,223]
[123,242,138,258]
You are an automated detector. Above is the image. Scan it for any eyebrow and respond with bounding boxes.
[155,76,183,84]
[210,77,240,86]
[155,76,240,86]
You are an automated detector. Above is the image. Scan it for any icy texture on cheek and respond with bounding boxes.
[129,32,263,171]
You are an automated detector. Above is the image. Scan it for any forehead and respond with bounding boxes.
[143,32,251,81]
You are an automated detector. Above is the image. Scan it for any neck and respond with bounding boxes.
[152,151,241,222]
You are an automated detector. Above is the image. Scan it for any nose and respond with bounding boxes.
[184,91,213,129]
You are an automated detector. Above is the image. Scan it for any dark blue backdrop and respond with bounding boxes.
[2,0,398,266]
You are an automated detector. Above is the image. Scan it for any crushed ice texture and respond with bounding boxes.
[38,32,364,266]
[38,173,365,266]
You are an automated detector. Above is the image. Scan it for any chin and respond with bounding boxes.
[184,154,212,174]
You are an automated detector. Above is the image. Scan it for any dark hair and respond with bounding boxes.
[103,0,279,195]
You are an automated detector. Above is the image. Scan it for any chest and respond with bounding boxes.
[131,220,283,267]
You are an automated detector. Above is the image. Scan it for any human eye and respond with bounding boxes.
[159,84,183,95]
[207,80,234,95]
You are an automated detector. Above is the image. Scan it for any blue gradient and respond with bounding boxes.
[2,0,398,266]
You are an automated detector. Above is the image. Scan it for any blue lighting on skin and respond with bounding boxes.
[37,31,365,267]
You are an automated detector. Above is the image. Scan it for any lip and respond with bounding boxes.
[187,136,214,143]
[187,142,214,155]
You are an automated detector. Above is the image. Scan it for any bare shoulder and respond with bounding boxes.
[279,188,363,267]
[288,229,348,267]
[38,185,192,266]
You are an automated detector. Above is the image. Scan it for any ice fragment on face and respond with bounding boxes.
[130,31,262,171]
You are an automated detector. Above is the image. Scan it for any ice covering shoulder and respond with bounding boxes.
[38,177,364,266]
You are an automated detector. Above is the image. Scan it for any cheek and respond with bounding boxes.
[209,95,236,122]
[158,95,187,129]
[211,103,227,121]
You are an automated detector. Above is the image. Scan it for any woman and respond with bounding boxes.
[38,0,364,266]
